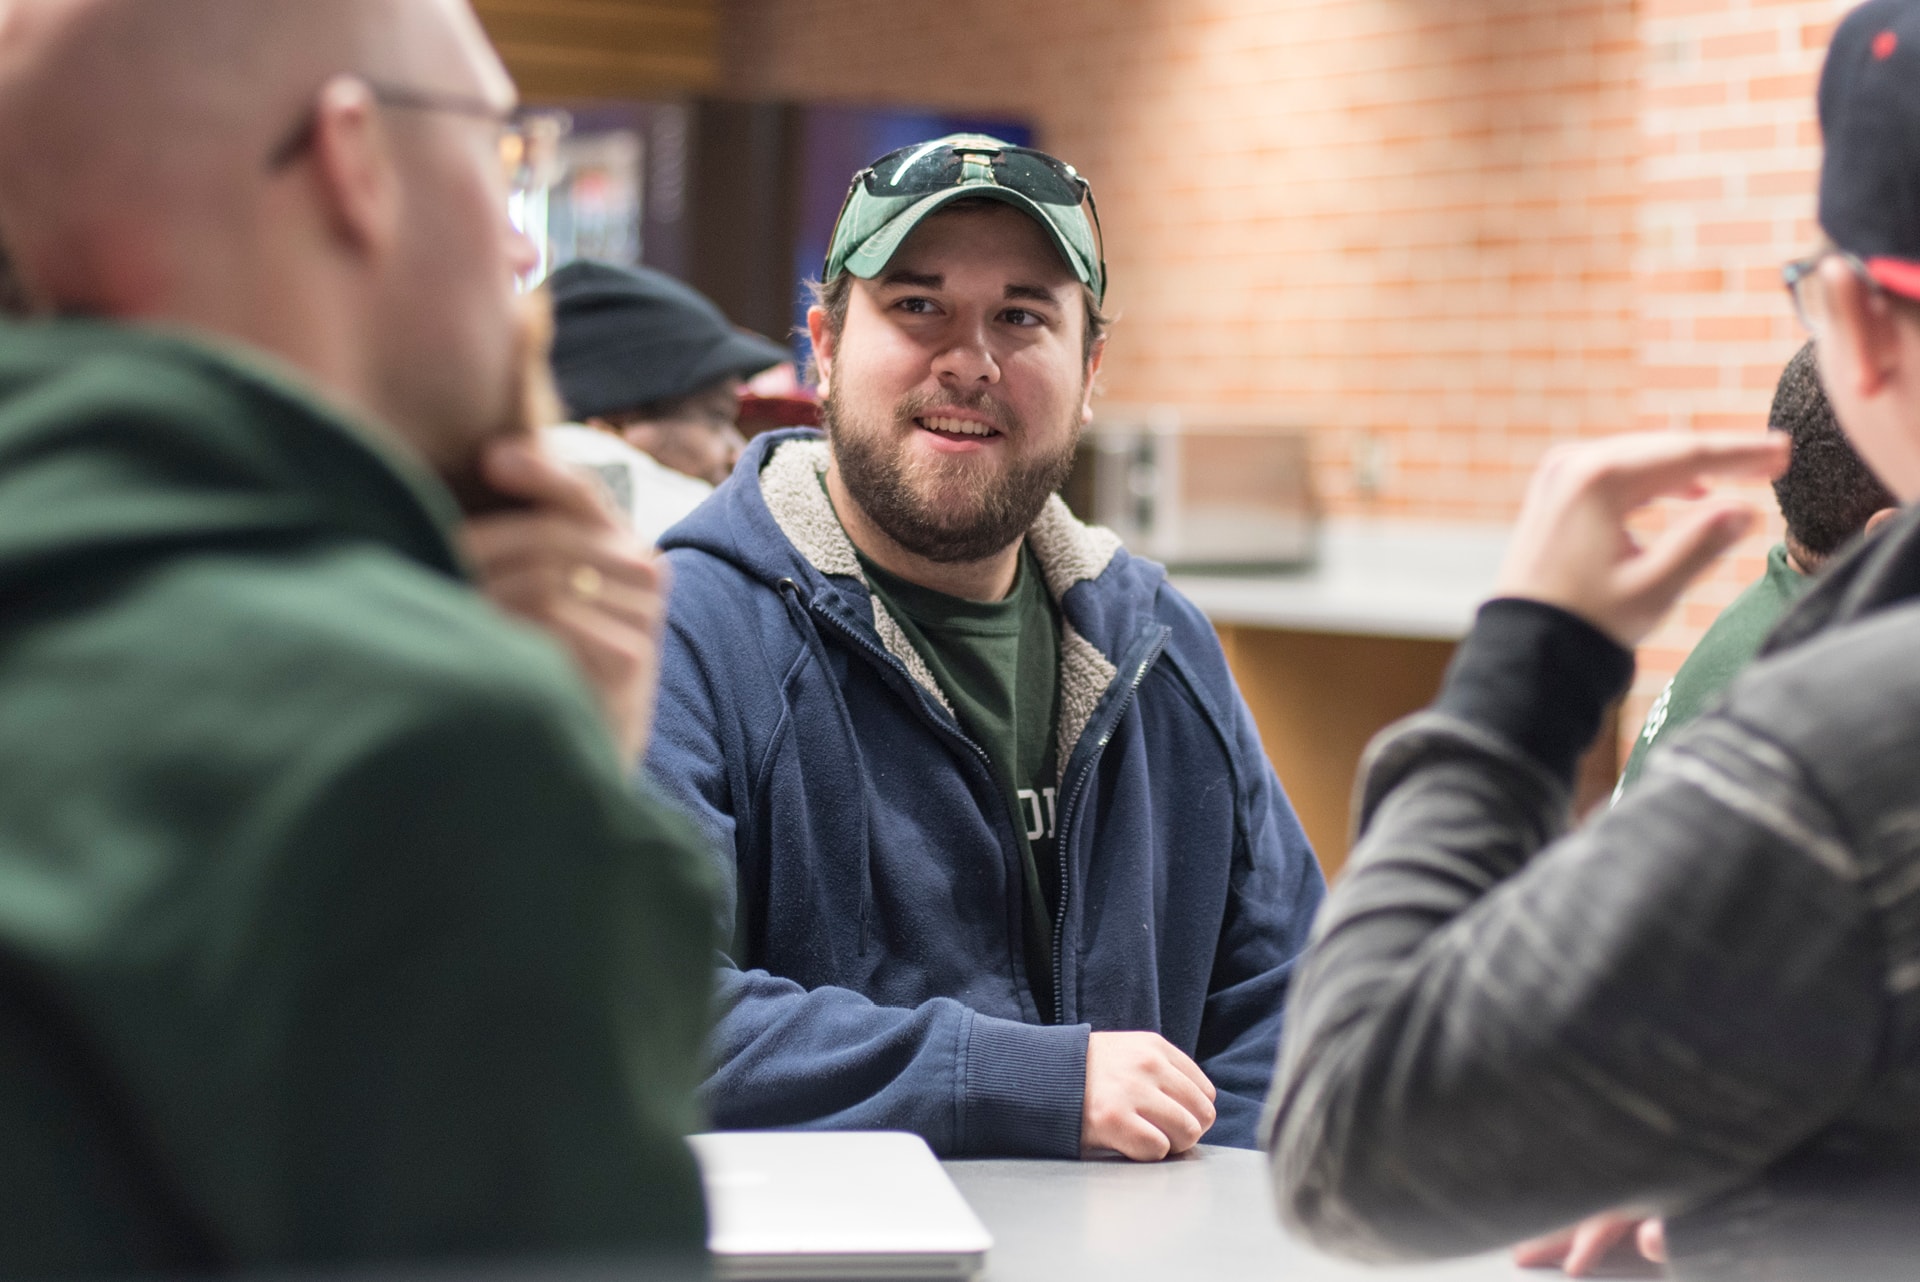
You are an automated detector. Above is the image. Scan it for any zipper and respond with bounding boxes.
[803,592,1052,999]
[1048,627,1170,1024]
[799,579,1170,1026]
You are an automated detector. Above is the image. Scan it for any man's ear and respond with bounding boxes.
[305,77,400,258]
[1080,335,1107,425]
[1822,259,1904,401]
[806,304,834,397]
[1866,505,1900,536]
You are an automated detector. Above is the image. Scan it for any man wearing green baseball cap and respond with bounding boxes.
[645,134,1326,1161]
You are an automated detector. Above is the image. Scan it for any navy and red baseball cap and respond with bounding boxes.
[1820,0,1920,299]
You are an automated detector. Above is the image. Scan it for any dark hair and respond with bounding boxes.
[802,199,1110,383]
[1771,341,1895,558]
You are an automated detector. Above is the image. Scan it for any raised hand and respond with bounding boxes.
[1494,432,1791,648]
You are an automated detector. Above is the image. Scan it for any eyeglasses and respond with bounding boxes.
[828,140,1107,296]
[265,78,570,201]
[1783,248,1878,336]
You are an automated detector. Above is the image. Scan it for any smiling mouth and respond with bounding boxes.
[916,414,1001,440]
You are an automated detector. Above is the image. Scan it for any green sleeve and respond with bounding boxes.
[221,686,718,1264]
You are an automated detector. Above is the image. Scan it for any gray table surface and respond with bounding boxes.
[944,1146,1536,1282]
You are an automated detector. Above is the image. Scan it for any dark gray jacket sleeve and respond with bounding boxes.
[1264,600,1883,1262]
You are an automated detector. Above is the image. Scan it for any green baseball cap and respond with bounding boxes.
[823,133,1106,305]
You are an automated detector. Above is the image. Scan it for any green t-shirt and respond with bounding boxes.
[858,547,1066,1021]
[1615,542,1806,800]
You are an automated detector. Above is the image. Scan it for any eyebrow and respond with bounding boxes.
[876,270,1063,306]
[1003,283,1060,305]
[878,270,944,289]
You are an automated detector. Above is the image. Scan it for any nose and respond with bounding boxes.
[931,318,1000,387]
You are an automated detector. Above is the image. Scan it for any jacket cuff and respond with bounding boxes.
[959,1014,1089,1158]
[1435,598,1634,786]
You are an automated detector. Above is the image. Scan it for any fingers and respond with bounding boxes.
[1134,1088,1209,1154]
[1511,1214,1653,1277]
[480,561,665,641]
[480,438,616,526]
[1562,1213,1640,1277]
[1511,1225,1578,1268]
[1153,1057,1217,1138]
[1104,1113,1174,1163]
[464,513,663,601]
[1561,432,1789,511]
[463,501,667,762]
[1637,1219,1667,1264]
[1619,500,1757,613]
[1162,1040,1218,1103]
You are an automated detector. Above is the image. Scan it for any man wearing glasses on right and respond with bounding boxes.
[646,134,1326,1162]
[1268,2,1920,1277]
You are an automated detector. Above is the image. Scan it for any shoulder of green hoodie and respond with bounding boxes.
[0,320,718,1272]
[1614,542,1805,799]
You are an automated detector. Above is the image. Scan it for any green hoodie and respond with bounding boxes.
[0,320,717,1276]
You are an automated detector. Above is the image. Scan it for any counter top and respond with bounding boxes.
[945,1146,1527,1282]
[1169,519,1510,641]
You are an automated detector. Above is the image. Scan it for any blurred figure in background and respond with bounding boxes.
[1611,340,1897,803]
[544,259,788,543]
[0,0,715,1274]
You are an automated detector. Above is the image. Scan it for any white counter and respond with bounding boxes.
[945,1146,1523,1282]
[1169,518,1512,642]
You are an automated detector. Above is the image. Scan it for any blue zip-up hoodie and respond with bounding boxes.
[646,430,1325,1156]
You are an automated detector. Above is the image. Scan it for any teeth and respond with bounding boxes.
[921,416,994,437]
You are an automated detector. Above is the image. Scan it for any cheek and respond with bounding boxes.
[838,324,931,400]
[1006,348,1086,426]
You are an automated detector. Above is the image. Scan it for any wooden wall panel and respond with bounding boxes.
[1217,626,1455,882]
[475,0,716,99]
[1218,624,1619,882]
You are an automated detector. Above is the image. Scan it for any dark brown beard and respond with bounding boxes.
[447,287,564,516]
[823,383,1081,565]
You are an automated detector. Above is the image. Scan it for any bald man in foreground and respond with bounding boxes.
[0,0,717,1274]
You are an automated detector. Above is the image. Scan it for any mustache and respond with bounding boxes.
[897,389,1018,435]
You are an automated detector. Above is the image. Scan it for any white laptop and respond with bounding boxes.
[687,1131,993,1281]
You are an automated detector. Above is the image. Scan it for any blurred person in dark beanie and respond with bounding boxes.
[545,260,788,525]
[0,0,716,1275]
[644,133,1325,1164]
[1266,3,1920,1278]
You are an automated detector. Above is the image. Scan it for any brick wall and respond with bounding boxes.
[719,0,1855,747]
[721,0,1641,521]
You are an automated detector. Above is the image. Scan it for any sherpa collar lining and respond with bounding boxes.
[759,438,1124,777]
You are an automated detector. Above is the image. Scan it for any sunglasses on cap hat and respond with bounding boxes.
[823,135,1107,305]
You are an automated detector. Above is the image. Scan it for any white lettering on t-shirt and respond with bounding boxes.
[1018,787,1059,841]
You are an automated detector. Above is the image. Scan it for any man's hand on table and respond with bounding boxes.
[463,439,668,763]
[1081,1031,1217,1161]
[1515,1213,1667,1277]
[1494,432,1790,648]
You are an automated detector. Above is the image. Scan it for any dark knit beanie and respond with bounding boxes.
[546,260,789,421]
